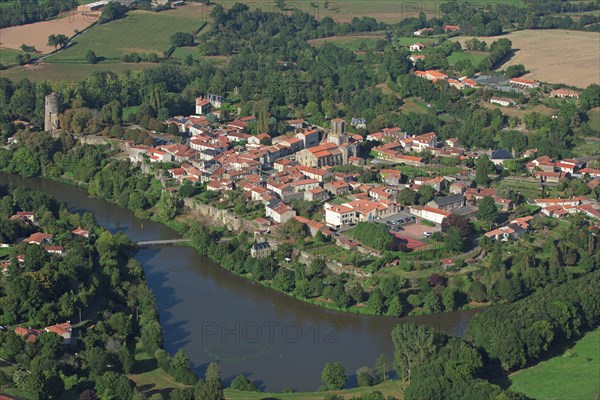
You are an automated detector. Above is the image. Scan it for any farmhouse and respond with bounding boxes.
[444,25,460,32]
[490,97,516,107]
[409,43,426,52]
[550,88,579,98]
[409,54,426,64]
[413,28,433,36]
[416,70,448,82]
[509,77,540,89]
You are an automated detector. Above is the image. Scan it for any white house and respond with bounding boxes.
[490,97,516,107]
[409,43,426,52]
[324,204,357,229]
[409,206,451,224]
[195,98,211,115]
[266,200,297,224]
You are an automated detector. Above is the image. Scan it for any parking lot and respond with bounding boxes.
[401,222,441,240]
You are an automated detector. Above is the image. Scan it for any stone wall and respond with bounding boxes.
[183,198,259,234]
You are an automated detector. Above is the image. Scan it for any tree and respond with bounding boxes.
[171,349,190,370]
[170,32,195,47]
[475,156,494,186]
[86,50,98,64]
[54,34,68,49]
[368,289,384,315]
[441,214,472,238]
[229,374,258,391]
[47,34,57,50]
[580,84,600,110]
[505,64,525,78]
[95,372,134,400]
[99,2,127,23]
[386,296,403,317]
[321,361,346,390]
[417,185,435,205]
[375,354,391,382]
[477,196,499,224]
[391,323,438,381]
[444,227,465,252]
[357,371,374,387]
[398,188,417,205]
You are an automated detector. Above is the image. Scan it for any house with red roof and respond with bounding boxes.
[72,227,91,238]
[550,88,579,99]
[24,232,54,245]
[10,211,35,224]
[195,98,211,115]
[265,200,296,224]
[509,77,540,89]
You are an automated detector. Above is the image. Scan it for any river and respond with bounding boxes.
[3,173,479,391]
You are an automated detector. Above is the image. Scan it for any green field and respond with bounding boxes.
[46,9,207,63]
[447,50,487,66]
[0,48,25,66]
[0,247,12,258]
[171,46,203,60]
[308,35,387,51]
[589,107,600,131]
[0,61,157,82]
[225,380,406,399]
[401,97,430,114]
[508,329,600,400]
[395,37,436,46]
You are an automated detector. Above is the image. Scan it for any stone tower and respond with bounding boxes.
[330,118,346,135]
[328,118,349,146]
[44,93,60,132]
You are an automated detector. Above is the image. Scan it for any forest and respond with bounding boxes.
[0,0,77,28]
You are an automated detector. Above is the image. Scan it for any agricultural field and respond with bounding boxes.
[0,61,156,81]
[46,5,208,63]
[212,0,524,23]
[0,11,99,53]
[452,30,600,88]
[447,50,487,66]
[0,47,24,66]
[307,35,387,51]
[395,36,436,46]
[507,329,600,400]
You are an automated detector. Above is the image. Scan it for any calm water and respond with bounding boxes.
[3,173,479,391]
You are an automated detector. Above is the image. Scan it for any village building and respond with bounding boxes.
[490,97,516,107]
[409,206,452,224]
[265,200,296,224]
[550,88,579,99]
[427,193,465,211]
[250,239,273,258]
[509,77,540,89]
[409,43,426,52]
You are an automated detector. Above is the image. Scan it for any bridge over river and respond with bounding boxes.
[136,239,191,247]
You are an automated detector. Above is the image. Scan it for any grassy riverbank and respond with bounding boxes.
[128,340,407,399]
[506,329,600,400]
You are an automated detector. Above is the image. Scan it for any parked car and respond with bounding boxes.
[423,231,433,237]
